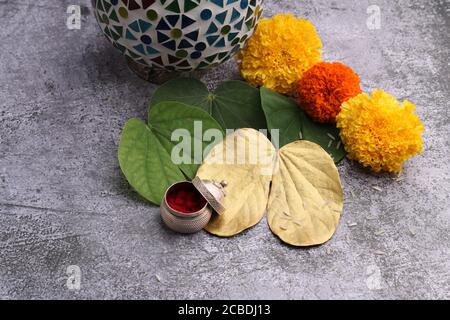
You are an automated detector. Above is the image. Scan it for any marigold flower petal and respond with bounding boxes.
[336,90,424,173]
[238,14,323,95]
[297,62,362,123]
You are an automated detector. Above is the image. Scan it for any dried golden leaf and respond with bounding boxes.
[267,140,344,246]
[196,129,276,236]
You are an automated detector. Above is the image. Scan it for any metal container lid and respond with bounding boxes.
[192,177,227,215]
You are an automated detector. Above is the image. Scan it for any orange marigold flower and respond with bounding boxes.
[336,90,424,173]
[297,62,362,123]
[238,14,323,95]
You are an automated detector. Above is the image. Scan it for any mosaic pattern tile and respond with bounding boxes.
[93,0,264,71]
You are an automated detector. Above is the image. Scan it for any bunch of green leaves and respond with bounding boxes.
[149,78,346,162]
[118,78,345,205]
[150,78,267,130]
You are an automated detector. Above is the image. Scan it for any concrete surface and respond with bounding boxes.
[0,0,449,300]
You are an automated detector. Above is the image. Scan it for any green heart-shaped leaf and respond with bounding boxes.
[148,101,225,178]
[260,87,346,163]
[150,78,267,130]
[118,102,223,204]
[118,118,185,204]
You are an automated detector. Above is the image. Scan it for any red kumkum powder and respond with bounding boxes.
[166,182,207,214]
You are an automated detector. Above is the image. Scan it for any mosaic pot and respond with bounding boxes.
[93,0,263,72]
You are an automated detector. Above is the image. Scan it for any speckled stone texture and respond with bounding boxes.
[0,0,449,299]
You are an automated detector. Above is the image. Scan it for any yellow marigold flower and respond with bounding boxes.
[238,14,323,95]
[336,90,424,173]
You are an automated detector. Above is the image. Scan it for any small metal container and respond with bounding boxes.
[160,177,227,234]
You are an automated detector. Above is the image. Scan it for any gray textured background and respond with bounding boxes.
[0,0,449,299]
